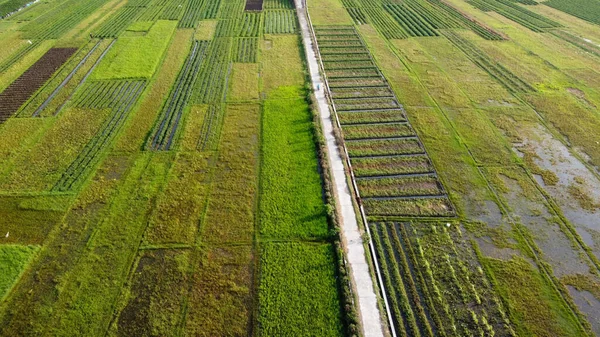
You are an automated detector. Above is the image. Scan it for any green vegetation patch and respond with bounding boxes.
[126,20,153,32]
[483,256,586,337]
[258,242,344,336]
[92,20,177,80]
[545,0,600,25]
[260,86,330,239]
[0,245,39,300]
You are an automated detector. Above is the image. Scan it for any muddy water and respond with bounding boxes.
[567,286,600,336]
[515,124,600,261]
[496,173,591,277]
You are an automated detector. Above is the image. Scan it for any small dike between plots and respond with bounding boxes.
[313,25,455,219]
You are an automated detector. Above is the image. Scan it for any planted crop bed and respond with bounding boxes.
[148,41,209,151]
[468,0,561,32]
[239,12,262,37]
[193,38,231,104]
[346,138,423,157]
[179,0,206,28]
[351,155,434,177]
[0,48,76,123]
[342,122,415,140]
[370,222,514,335]
[233,38,258,62]
[53,80,146,191]
[315,26,455,218]
[337,110,408,124]
[545,0,600,25]
[357,174,443,197]
[264,0,293,9]
[442,30,534,94]
[264,10,297,34]
[92,7,140,38]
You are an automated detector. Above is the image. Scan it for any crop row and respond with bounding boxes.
[359,5,407,39]
[426,0,504,40]
[196,104,224,151]
[160,0,186,20]
[411,223,514,335]
[18,41,102,118]
[0,48,77,122]
[385,3,439,37]
[179,0,206,28]
[200,0,221,19]
[54,80,146,191]
[347,7,368,25]
[92,6,140,38]
[552,29,600,58]
[263,0,293,9]
[238,12,262,37]
[19,0,108,40]
[148,41,209,151]
[264,10,297,34]
[370,222,514,335]
[136,3,164,21]
[218,1,244,20]
[545,0,600,25]
[468,0,560,32]
[127,0,153,7]
[337,110,408,124]
[233,38,258,63]
[192,38,231,104]
[370,222,437,336]
[442,30,534,94]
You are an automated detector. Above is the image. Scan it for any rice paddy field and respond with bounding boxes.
[1,0,600,335]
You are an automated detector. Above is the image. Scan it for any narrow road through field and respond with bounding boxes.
[295,5,385,337]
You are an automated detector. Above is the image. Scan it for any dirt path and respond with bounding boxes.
[296,5,386,337]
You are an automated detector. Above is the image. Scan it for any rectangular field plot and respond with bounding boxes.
[363,196,454,217]
[351,154,434,177]
[342,122,414,140]
[327,68,380,78]
[91,20,178,80]
[331,86,394,99]
[315,25,455,218]
[337,110,407,124]
[264,10,298,34]
[238,12,262,37]
[335,97,400,111]
[148,41,210,151]
[264,0,293,9]
[0,48,76,122]
[258,242,344,336]
[112,249,190,335]
[54,79,147,191]
[323,60,375,70]
[233,38,258,63]
[328,77,387,88]
[357,174,443,197]
[370,222,513,335]
[0,245,39,301]
[346,138,423,157]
